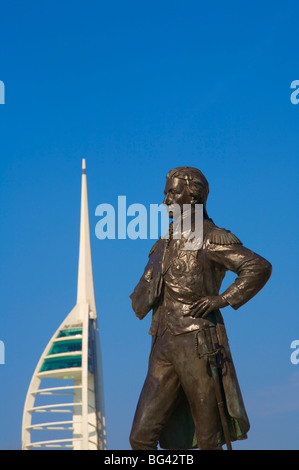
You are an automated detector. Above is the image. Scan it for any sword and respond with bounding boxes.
[203,326,232,451]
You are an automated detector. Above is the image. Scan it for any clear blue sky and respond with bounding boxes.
[0,0,298,450]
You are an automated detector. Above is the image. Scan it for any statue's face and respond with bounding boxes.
[163,177,192,215]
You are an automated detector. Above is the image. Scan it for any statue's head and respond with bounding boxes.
[163,166,209,217]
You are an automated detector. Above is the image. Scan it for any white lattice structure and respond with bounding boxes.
[22,159,107,450]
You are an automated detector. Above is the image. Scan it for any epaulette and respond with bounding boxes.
[208,226,242,245]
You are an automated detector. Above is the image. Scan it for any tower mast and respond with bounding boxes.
[77,158,96,315]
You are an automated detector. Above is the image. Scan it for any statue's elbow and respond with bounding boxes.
[261,259,272,284]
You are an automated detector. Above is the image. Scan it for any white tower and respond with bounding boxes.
[22,159,107,450]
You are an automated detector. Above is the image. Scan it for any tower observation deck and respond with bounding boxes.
[22,160,107,450]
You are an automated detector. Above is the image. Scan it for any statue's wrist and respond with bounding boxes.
[219,295,229,307]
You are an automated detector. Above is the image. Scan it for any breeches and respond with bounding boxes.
[129,328,222,450]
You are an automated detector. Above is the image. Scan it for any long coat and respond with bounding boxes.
[130,218,272,449]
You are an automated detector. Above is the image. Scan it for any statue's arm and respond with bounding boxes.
[208,242,272,310]
[129,259,154,319]
[129,239,164,319]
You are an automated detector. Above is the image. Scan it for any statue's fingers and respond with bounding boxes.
[192,303,209,318]
[194,299,206,308]
[201,306,213,318]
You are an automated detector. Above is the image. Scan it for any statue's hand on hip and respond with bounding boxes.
[191,295,229,318]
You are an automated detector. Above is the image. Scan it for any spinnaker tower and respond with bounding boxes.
[22,159,107,450]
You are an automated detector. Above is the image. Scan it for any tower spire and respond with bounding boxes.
[76,158,96,315]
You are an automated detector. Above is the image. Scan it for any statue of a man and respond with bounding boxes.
[129,166,272,450]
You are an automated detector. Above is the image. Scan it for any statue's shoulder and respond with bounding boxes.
[204,219,243,246]
[148,238,166,257]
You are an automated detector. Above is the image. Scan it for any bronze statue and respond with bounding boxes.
[129,167,272,450]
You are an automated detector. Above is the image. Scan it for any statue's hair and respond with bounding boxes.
[166,166,209,211]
